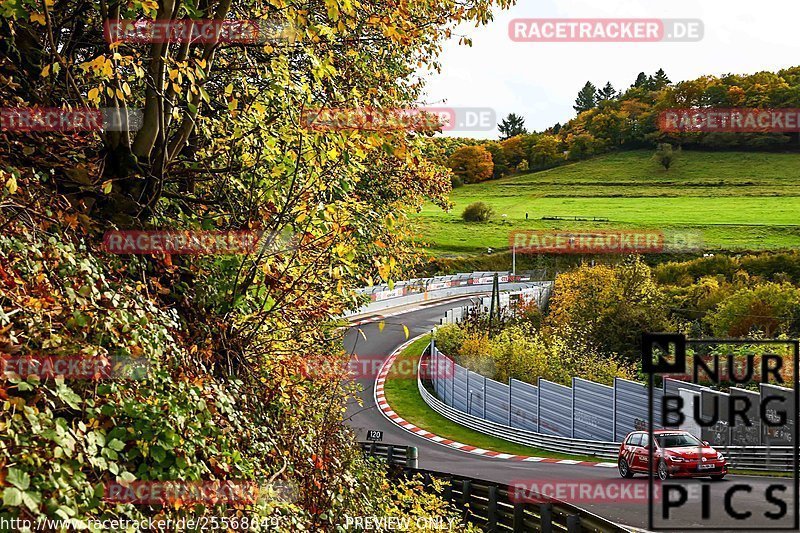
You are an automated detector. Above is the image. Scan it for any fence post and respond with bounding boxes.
[536,378,541,433]
[567,515,581,533]
[571,376,576,438]
[451,360,455,407]
[462,480,472,507]
[443,477,453,502]
[369,443,376,457]
[387,446,394,465]
[466,371,470,415]
[512,502,525,532]
[540,503,552,533]
[613,377,618,442]
[508,379,513,427]
[406,446,418,469]
[483,376,487,419]
[487,486,498,530]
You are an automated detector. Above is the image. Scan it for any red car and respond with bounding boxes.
[618,430,728,480]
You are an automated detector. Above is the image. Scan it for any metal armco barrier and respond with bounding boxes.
[361,443,625,532]
[345,272,552,318]
[360,442,419,469]
[420,349,796,471]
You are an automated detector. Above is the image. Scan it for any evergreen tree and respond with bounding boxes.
[633,72,649,88]
[597,81,617,101]
[652,68,672,89]
[552,122,562,134]
[573,81,597,113]
[497,113,528,140]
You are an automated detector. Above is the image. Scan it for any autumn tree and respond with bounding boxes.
[707,283,800,337]
[0,0,516,527]
[447,145,494,184]
[546,258,671,363]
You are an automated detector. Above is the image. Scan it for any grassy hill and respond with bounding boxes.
[415,150,800,256]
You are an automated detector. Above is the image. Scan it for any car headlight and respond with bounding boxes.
[717,452,724,461]
[667,455,683,462]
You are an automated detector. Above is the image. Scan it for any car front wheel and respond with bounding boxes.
[710,474,725,481]
[619,458,634,479]
[657,460,669,481]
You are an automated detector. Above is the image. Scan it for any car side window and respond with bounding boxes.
[640,434,650,448]
[628,434,642,446]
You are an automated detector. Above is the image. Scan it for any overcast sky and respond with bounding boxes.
[422,0,800,139]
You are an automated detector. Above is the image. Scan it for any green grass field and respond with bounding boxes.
[415,150,800,256]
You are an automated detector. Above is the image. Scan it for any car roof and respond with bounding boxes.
[629,430,690,435]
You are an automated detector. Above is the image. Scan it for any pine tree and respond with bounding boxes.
[633,72,649,88]
[573,82,597,113]
[497,113,527,140]
[597,81,617,101]
[652,68,671,89]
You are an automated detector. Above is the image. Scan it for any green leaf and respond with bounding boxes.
[3,488,22,507]
[107,439,125,451]
[21,490,41,513]
[151,445,167,463]
[119,471,136,484]
[7,467,30,490]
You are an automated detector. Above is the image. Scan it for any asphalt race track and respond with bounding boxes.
[343,297,798,532]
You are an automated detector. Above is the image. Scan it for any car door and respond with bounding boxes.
[634,433,652,472]
[625,433,643,471]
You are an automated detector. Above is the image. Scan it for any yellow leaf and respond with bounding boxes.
[115,88,124,100]
[101,180,112,194]
[5,175,18,194]
[88,87,99,101]
[402,324,409,340]
[30,13,45,25]
[40,64,50,77]
[378,321,385,332]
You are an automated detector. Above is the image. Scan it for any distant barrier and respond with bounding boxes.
[345,271,551,318]
[361,442,625,532]
[421,346,795,471]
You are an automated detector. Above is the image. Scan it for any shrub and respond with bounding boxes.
[433,324,466,356]
[461,202,493,223]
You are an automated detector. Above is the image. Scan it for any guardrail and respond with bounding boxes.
[361,442,626,532]
[359,442,419,468]
[345,272,551,318]
[417,349,796,471]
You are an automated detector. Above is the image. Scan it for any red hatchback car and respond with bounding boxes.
[618,430,728,480]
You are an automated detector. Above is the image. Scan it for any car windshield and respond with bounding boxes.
[656,433,703,448]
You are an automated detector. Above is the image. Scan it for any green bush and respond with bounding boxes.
[461,202,493,223]
[433,324,466,356]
